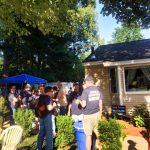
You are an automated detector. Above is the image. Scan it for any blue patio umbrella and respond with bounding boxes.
[0,74,47,84]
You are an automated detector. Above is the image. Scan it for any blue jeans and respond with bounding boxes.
[52,115,56,135]
[12,108,16,119]
[37,114,53,150]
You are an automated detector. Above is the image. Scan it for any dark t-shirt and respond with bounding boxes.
[80,86,103,115]
[69,91,82,115]
[20,90,32,104]
[38,94,51,118]
[69,91,81,103]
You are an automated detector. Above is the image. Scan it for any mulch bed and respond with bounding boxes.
[118,120,148,137]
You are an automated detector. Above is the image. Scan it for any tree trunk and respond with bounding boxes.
[2,49,10,77]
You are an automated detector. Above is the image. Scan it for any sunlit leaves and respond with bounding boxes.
[99,0,150,28]
[0,0,97,41]
[111,23,143,43]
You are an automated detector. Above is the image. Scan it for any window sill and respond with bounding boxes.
[125,91,150,94]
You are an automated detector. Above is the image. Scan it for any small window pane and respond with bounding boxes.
[110,68,118,93]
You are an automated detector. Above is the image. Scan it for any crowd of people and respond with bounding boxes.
[8,84,45,119]
[1,75,103,150]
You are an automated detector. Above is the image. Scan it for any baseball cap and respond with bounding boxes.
[84,75,94,81]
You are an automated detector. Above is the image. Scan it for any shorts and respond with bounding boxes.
[83,112,100,136]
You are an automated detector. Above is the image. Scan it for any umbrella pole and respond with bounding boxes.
[21,83,23,90]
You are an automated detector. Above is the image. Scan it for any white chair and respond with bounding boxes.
[0,125,23,150]
[0,128,2,134]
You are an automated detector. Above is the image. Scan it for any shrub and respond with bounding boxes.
[0,96,8,128]
[97,119,123,150]
[133,104,149,118]
[133,115,145,128]
[55,115,75,149]
[102,141,122,150]
[14,108,35,137]
[131,104,150,128]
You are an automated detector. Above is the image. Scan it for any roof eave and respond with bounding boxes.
[83,61,103,66]
[83,58,150,67]
[103,58,150,66]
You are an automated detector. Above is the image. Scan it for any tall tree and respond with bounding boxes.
[111,23,143,43]
[99,0,150,28]
[0,30,84,81]
[0,0,101,80]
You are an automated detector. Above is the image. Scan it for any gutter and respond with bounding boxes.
[103,58,150,66]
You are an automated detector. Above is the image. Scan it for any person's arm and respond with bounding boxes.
[75,99,86,108]
[12,97,18,106]
[47,102,57,111]
[67,103,72,115]
[75,89,87,108]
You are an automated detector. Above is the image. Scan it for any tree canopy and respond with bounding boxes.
[99,0,150,28]
[0,31,84,81]
[0,0,97,41]
[0,0,101,81]
[111,23,143,43]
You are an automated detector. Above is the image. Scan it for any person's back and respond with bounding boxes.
[82,85,101,115]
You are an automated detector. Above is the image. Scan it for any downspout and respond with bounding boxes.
[117,66,123,105]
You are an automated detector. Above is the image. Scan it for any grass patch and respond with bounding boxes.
[17,135,37,150]
[17,135,77,150]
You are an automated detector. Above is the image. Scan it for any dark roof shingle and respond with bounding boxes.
[84,39,150,62]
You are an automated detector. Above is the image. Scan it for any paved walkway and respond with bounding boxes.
[122,135,148,150]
